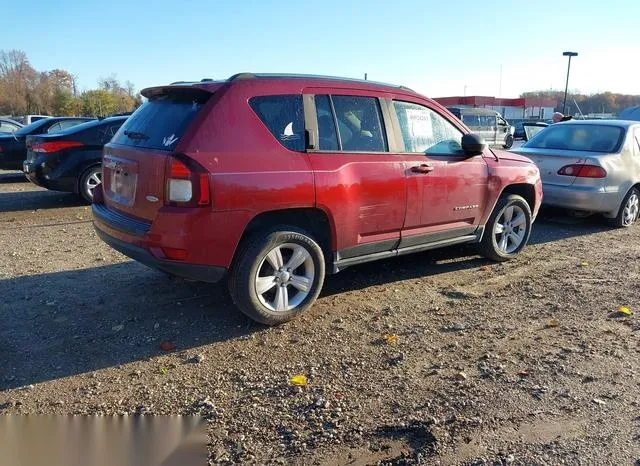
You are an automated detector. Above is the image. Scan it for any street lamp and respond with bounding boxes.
[562,51,578,114]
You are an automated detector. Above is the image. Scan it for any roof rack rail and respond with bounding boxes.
[227,72,257,81]
[201,78,214,82]
[170,80,190,85]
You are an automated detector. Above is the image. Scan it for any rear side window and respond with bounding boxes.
[462,114,480,126]
[111,91,209,151]
[249,95,305,152]
[48,120,85,134]
[331,96,387,152]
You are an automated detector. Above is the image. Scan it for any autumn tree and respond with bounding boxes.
[0,50,37,114]
[0,49,141,117]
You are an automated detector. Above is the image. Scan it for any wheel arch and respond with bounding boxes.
[500,183,536,213]
[233,207,335,270]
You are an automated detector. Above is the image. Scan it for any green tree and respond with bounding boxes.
[81,89,117,117]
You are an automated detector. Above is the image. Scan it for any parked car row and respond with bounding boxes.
[0,115,129,202]
[24,116,128,202]
[4,73,638,326]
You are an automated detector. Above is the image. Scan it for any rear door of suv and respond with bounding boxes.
[303,89,407,262]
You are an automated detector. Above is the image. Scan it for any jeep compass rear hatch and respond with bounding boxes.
[102,85,216,221]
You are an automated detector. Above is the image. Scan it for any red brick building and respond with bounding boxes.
[434,96,556,120]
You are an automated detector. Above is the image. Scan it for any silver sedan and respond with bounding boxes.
[511,120,640,227]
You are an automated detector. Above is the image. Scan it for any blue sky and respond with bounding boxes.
[2,0,638,97]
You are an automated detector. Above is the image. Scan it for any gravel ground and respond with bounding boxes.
[1,169,639,465]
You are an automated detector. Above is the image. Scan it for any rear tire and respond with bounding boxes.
[609,187,640,228]
[503,134,514,149]
[228,226,325,325]
[479,194,532,261]
[78,164,102,203]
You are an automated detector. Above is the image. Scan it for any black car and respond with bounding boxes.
[0,117,94,170]
[23,116,128,202]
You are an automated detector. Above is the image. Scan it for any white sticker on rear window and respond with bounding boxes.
[163,134,178,147]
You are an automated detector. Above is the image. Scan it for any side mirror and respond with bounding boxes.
[461,133,487,156]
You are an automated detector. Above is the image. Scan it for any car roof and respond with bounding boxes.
[557,119,639,129]
[143,72,418,98]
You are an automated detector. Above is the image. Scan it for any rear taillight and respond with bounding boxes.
[558,164,607,178]
[165,155,210,207]
[32,141,83,153]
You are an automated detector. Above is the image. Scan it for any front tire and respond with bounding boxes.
[79,165,102,203]
[229,226,325,325]
[503,134,514,149]
[610,187,640,228]
[479,194,532,261]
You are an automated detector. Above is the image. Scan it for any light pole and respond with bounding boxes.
[562,51,578,114]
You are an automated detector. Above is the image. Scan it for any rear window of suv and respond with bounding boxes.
[111,90,209,151]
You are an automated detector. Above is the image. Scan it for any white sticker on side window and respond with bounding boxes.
[163,134,178,147]
[406,109,433,139]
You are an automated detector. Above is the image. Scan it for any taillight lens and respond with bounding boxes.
[32,141,83,153]
[165,155,210,207]
[558,164,606,178]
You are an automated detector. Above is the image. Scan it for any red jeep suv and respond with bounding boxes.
[93,73,542,325]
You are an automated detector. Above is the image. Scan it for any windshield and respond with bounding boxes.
[524,124,625,153]
[14,118,52,136]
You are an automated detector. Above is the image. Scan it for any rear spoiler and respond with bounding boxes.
[141,84,219,99]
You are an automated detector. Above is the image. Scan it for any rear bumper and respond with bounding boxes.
[23,160,77,193]
[541,182,620,214]
[94,221,227,283]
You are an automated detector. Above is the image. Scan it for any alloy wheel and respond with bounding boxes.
[85,170,102,199]
[254,243,315,312]
[622,192,639,226]
[494,205,527,254]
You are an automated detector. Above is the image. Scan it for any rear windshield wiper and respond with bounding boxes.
[124,130,150,140]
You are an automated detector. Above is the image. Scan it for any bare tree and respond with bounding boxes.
[0,50,36,114]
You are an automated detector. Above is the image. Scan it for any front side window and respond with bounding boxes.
[249,95,304,152]
[524,124,625,153]
[394,101,464,155]
[634,129,640,156]
[330,96,387,152]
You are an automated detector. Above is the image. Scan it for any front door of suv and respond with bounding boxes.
[389,100,489,247]
[304,91,407,262]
